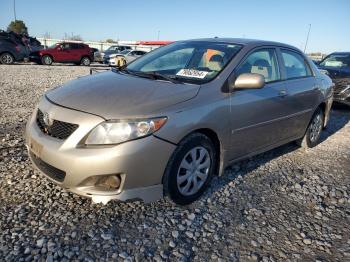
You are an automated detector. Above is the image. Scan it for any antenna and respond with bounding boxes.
[13,0,17,21]
[304,24,311,53]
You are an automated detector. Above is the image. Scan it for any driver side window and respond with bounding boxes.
[61,43,71,50]
[236,48,280,83]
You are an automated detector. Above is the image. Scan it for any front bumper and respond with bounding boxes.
[29,54,41,63]
[25,97,176,203]
[332,78,350,106]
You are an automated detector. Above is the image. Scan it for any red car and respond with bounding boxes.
[30,42,93,66]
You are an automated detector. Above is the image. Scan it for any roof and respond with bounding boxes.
[330,52,350,55]
[182,37,300,51]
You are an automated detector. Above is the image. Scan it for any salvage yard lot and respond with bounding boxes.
[0,64,350,261]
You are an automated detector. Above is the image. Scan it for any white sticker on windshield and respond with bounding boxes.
[176,69,208,79]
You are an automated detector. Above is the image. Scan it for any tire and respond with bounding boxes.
[80,56,91,66]
[41,55,53,65]
[163,133,217,205]
[0,52,14,64]
[296,108,324,148]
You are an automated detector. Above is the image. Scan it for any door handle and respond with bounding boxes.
[279,90,287,97]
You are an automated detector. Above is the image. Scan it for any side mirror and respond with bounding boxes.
[57,47,62,51]
[232,73,265,90]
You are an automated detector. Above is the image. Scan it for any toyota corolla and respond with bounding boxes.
[25,38,333,205]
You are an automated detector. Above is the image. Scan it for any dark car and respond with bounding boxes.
[30,42,93,66]
[0,35,27,64]
[101,45,132,61]
[26,36,44,53]
[317,52,350,105]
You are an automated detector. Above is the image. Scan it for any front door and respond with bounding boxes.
[229,48,291,160]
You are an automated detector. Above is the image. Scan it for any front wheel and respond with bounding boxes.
[163,133,217,205]
[297,108,324,148]
[80,57,91,66]
[0,52,14,64]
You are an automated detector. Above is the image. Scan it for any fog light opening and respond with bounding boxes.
[97,175,121,190]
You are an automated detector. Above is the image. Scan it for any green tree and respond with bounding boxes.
[7,20,28,35]
[105,38,115,43]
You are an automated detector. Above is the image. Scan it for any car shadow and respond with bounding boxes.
[320,104,350,143]
[200,106,350,202]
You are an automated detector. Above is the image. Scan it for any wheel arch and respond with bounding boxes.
[0,51,15,57]
[318,101,330,128]
[177,128,223,177]
[41,53,54,61]
[80,55,91,61]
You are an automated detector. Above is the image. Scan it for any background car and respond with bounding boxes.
[105,50,147,65]
[316,52,350,105]
[30,42,93,66]
[90,47,103,63]
[100,45,132,60]
[0,32,27,64]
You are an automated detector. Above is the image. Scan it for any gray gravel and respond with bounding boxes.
[1,64,350,261]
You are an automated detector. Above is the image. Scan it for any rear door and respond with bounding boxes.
[70,43,84,62]
[278,48,318,138]
[229,47,292,160]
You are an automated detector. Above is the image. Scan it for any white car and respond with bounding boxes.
[108,50,148,66]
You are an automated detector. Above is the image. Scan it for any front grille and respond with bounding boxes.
[30,152,66,182]
[36,109,78,139]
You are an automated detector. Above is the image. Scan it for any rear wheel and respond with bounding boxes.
[80,56,91,66]
[163,133,217,205]
[41,55,53,65]
[297,108,324,148]
[0,52,14,64]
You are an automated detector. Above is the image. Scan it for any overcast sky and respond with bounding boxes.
[0,0,349,53]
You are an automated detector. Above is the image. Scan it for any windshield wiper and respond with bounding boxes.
[112,68,183,84]
[142,71,183,84]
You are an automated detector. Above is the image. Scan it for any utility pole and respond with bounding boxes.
[13,0,17,21]
[304,24,311,53]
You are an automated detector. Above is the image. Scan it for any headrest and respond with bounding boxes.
[253,59,270,67]
[209,54,223,63]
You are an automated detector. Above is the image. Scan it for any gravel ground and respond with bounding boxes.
[0,64,349,262]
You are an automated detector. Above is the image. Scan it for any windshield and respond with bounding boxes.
[106,46,117,51]
[126,41,242,84]
[48,43,59,49]
[120,50,130,55]
[320,54,350,68]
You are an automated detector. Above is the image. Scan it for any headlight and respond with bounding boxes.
[319,69,329,75]
[85,117,167,145]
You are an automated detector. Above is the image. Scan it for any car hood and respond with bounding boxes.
[46,71,200,119]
